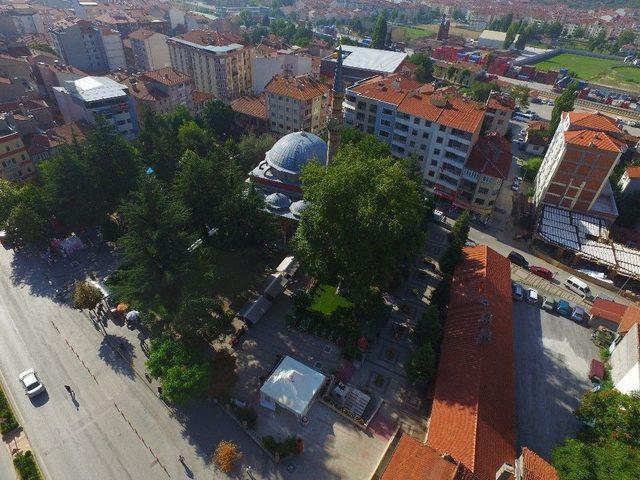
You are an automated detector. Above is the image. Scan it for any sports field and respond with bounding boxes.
[534,53,640,92]
[391,24,481,43]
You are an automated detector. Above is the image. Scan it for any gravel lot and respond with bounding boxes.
[513,300,599,459]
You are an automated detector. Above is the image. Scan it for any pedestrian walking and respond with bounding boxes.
[157,386,163,397]
[178,455,185,464]
[64,385,72,394]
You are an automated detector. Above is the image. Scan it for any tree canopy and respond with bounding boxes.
[371,14,387,49]
[410,52,434,83]
[293,138,426,298]
[549,81,578,134]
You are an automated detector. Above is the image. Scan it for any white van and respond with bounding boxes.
[565,276,593,300]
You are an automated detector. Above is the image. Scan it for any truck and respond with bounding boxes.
[555,299,572,316]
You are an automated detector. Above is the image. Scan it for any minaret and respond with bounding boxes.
[326,45,344,164]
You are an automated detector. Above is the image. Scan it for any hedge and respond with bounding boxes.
[0,384,19,435]
[13,451,43,480]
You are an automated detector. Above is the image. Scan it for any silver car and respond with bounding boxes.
[19,369,45,398]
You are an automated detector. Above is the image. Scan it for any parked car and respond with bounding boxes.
[571,306,586,324]
[555,299,572,316]
[542,296,556,312]
[589,359,605,382]
[18,369,45,398]
[511,182,520,191]
[565,276,595,301]
[529,265,554,280]
[527,288,539,304]
[512,283,524,301]
[508,251,529,269]
[515,176,523,183]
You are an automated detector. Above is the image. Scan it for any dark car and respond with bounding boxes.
[508,251,529,269]
[529,265,553,280]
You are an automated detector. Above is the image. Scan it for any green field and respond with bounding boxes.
[309,284,352,315]
[534,53,640,92]
[391,26,436,42]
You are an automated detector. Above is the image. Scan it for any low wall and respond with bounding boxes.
[516,48,624,67]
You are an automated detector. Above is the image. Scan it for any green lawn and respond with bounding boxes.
[534,53,640,92]
[309,284,352,315]
[392,26,436,42]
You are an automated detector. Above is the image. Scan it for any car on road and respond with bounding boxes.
[529,265,554,280]
[565,276,595,301]
[19,369,45,398]
[571,306,586,325]
[512,283,524,301]
[508,251,529,269]
[527,288,539,304]
[542,296,556,312]
[555,299,572,316]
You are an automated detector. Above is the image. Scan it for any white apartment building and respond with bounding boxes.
[53,76,137,139]
[128,28,171,72]
[265,74,329,135]
[167,30,252,101]
[344,74,485,199]
[252,51,314,94]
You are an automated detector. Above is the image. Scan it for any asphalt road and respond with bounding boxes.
[0,246,280,480]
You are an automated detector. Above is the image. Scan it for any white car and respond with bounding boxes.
[527,288,539,304]
[19,369,45,398]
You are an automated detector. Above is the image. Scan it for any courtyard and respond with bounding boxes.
[513,300,599,459]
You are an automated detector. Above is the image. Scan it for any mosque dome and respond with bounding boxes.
[265,132,328,175]
[265,192,292,211]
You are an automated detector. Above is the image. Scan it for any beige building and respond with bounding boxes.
[167,30,252,102]
[0,121,36,182]
[265,74,329,135]
[128,28,170,72]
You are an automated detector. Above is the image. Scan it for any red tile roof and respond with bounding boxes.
[589,298,627,325]
[563,130,625,153]
[486,93,515,111]
[520,448,559,480]
[265,74,329,101]
[618,304,640,335]
[427,245,516,480]
[465,133,512,180]
[350,74,423,106]
[230,94,267,119]
[566,111,621,135]
[625,166,640,179]
[399,93,485,134]
[382,435,479,480]
[141,67,190,87]
[192,90,215,104]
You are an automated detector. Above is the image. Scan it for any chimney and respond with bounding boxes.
[441,452,455,464]
[496,462,515,480]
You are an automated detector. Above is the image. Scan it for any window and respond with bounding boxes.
[428,170,435,177]
[422,132,429,139]
[413,118,420,125]
[420,144,426,151]
[409,141,415,147]
[474,198,485,205]
[434,149,441,155]
[478,187,489,194]
[436,137,443,144]
[379,130,389,137]
[439,125,446,132]
[431,160,437,166]
[382,108,393,115]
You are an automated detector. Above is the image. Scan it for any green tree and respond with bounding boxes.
[549,81,578,134]
[510,85,530,109]
[405,343,436,384]
[469,81,499,101]
[237,10,256,27]
[201,100,235,139]
[522,157,543,181]
[410,52,434,83]
[293,141,425,298]
[514,25,531,50]
[73,281,104,310]
[431,276,452,313]
[3,202,47,248]
[449,210,470,248]
[439,243,463,277]
[371,14,387,49]
[146,337,212,404]
[576,390,640,446]
[588,30,606,52]
[137,108,183,181]
[178,120,209,156]
[0,179,28,224]
[110,176,195,314]
[616,190,640,228]
[553,438,640,480]
[172,296,229,346]
[236,133,276,172]
[412,305,442,347]
[503,22,519,49]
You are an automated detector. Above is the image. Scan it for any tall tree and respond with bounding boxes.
[293,140,426,298]
[549,81,578,134]
[371,13,388,49]
[514,24,531,50]
[200,100,235,139]
[503,22,519,49]
[410,52,434,83]
[236,133,276,172]
[110,175,195,314]
[136,108,183,181]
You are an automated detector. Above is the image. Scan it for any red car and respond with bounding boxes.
[529,265,553,280]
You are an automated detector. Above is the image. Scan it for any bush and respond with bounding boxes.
[0,385,19,435]
[261,435,299,458]
[235,407,257,430]
[13,451,42,480]
[214,440,241,473]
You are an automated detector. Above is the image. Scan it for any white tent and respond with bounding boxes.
[263,272,288,300]
[260,356,327,417]
[276,255,298,275]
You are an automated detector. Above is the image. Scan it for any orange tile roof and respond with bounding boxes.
[486,94,515,111]
[141,67,190,87]
[563,129,624,153]
[566,111,621,135]
[618,304,640,335]
[230,94,267,119]
[465,133,512,180]
[625,166,640,179]
[265,74,329,101]
[192,90,215,104]
[382,435,479,480]
[350,74,423,106]
[399,93,485,134]
[589,298,627,325]
[520,448,559,480]
[427,245,517,480]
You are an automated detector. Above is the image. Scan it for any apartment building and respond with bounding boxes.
[0,119,36,182]
[265,74,329,135]
[0,4,44,37]
[344,74,485,199]
[53,76,137,139]
[252,49,314,93]
[167,30,252,101]
[128,28,170,71]
[534,111,625,224]
[50,18,124,73]
[483,91,514,137]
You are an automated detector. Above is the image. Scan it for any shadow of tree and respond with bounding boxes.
[98,334,135,378]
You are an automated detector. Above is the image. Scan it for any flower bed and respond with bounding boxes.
[0,384,19,435]
[13,451,43,480]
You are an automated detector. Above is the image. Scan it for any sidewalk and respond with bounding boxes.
[0,444,16,480]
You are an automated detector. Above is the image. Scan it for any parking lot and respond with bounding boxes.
[513,299,599,459]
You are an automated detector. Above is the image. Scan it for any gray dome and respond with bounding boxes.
[290,200,309,218]
[265,132,328,175]
[265,192,291,211]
